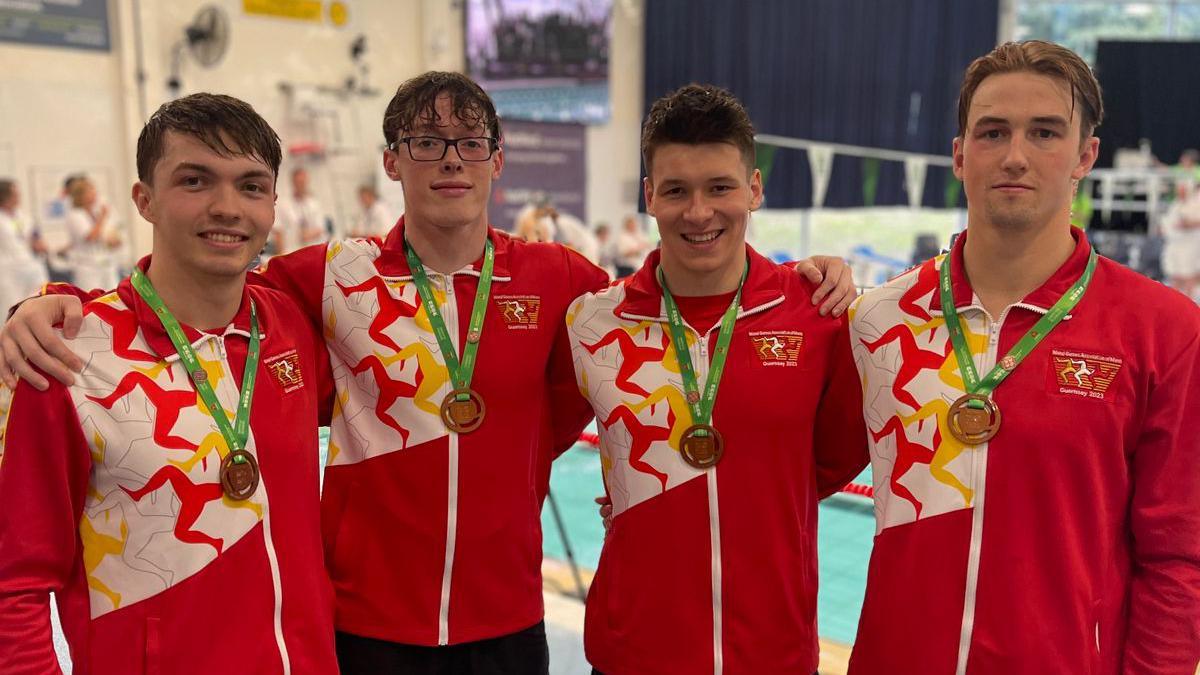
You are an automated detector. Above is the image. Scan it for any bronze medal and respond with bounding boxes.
[947,394,1002,445]
[679,424,724,469]
[220,449,260,501]
[440,388,486,433]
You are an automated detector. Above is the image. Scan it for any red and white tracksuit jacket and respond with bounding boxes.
[569,247,869,675]
[0,261,337,674]
[848,228,1200,674]
[258,220,609,646]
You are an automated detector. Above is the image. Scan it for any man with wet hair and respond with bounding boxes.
[849,41,1200,673]
[0,93,337,673]
[570,84,868,674]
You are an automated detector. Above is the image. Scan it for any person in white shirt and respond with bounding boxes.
[348,184,393,238]
[62,177,121,291]
[614,214,652,277]
[273,167,329,253]
[1162,187,1200,300]
[0,180,49,315]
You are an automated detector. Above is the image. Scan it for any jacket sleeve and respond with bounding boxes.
[0,377,91,674]
[545,247,610,460]
[812,316,870,499]
[1123,330,1200,673]
[252,243,331,330]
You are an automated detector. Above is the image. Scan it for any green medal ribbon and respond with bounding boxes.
[405,238,495,401]
[658,261,748,433]
[130,267,260,459]
[939,246,1098,406]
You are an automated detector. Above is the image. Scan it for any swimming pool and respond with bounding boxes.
[540,445,875,646]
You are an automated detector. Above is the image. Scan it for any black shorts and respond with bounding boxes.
[336,621,549,675]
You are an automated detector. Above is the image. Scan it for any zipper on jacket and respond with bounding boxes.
[691,322,723,675]
[211,338,292,673]
[953,309,1004,675]
[437,272,460,646]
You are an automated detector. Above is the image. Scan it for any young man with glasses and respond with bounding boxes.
[848,41,1200,673]
[569,84,868,675]
[0,72,858,674]
[0,94,338,673]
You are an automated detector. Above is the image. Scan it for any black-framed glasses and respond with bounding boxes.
[388,136,499,162]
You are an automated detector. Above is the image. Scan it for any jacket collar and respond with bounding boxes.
[114,256,263,363]
[614,244,785,323]
[927,225,1094,317]
[374,216,513,282]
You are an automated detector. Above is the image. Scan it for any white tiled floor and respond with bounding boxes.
[545,591,592,675]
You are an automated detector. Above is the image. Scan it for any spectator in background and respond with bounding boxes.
[63,176,121,291]
[513,198,555,242]
[1162,185,1200,300]
[0,179,49,315]
[614,214,651,277]
[348,184,393,238]
[1174,148,1200,199]
[593,222,617,277]
[274,167,329,253]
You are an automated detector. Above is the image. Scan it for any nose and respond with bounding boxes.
[1001,135,1029,173]
[208,182,241,221]
[441,143,465,173]
[683,193,714,224]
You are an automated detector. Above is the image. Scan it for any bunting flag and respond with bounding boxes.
[903,156,928,209]
[808,144,834,208]
[862,157,880,207]
[755,141,779,189]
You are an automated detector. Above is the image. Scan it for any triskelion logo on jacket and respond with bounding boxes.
[494,295,541,329]
[265,349,305,393]
[1050,349,1122,401]
[750,331,804,366]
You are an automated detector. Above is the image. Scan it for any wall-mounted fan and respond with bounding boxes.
[167,4,230,95]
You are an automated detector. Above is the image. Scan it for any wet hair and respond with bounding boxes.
[641,84,756,176]
[136,93,282,184]
[382,71,501,147]
[957,40,1104,141]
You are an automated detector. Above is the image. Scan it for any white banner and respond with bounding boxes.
[903,156,928,209]
[808,144,835,208]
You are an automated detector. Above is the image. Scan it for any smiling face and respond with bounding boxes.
[382,92,503,236]
[645,141,762,291]
[133,130,276,281]
[953,70,1098,234]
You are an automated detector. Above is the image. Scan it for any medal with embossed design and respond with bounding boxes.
[939,247,1097,445]
[131,267,263,501]
[658,260,747,470]
[220,450,261,501]
[407,238,495,433]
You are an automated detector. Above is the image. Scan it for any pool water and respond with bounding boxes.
[540,445,875,646]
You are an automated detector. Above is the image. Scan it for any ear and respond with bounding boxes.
[643,177,657,217]
[952,136,965,181]
[382,148,402,182]
[131,182,155,224]
[748,168,764,211]
[491,146,504,181]
[1072,136,1100,181]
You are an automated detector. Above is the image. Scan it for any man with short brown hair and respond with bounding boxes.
[849,41,1200,673]
[0,93,337,673]
[572,84,868,675]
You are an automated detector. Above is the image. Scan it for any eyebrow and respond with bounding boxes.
[657,175,741,186]
[973,115,1070,128]
[172,162,273,180]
